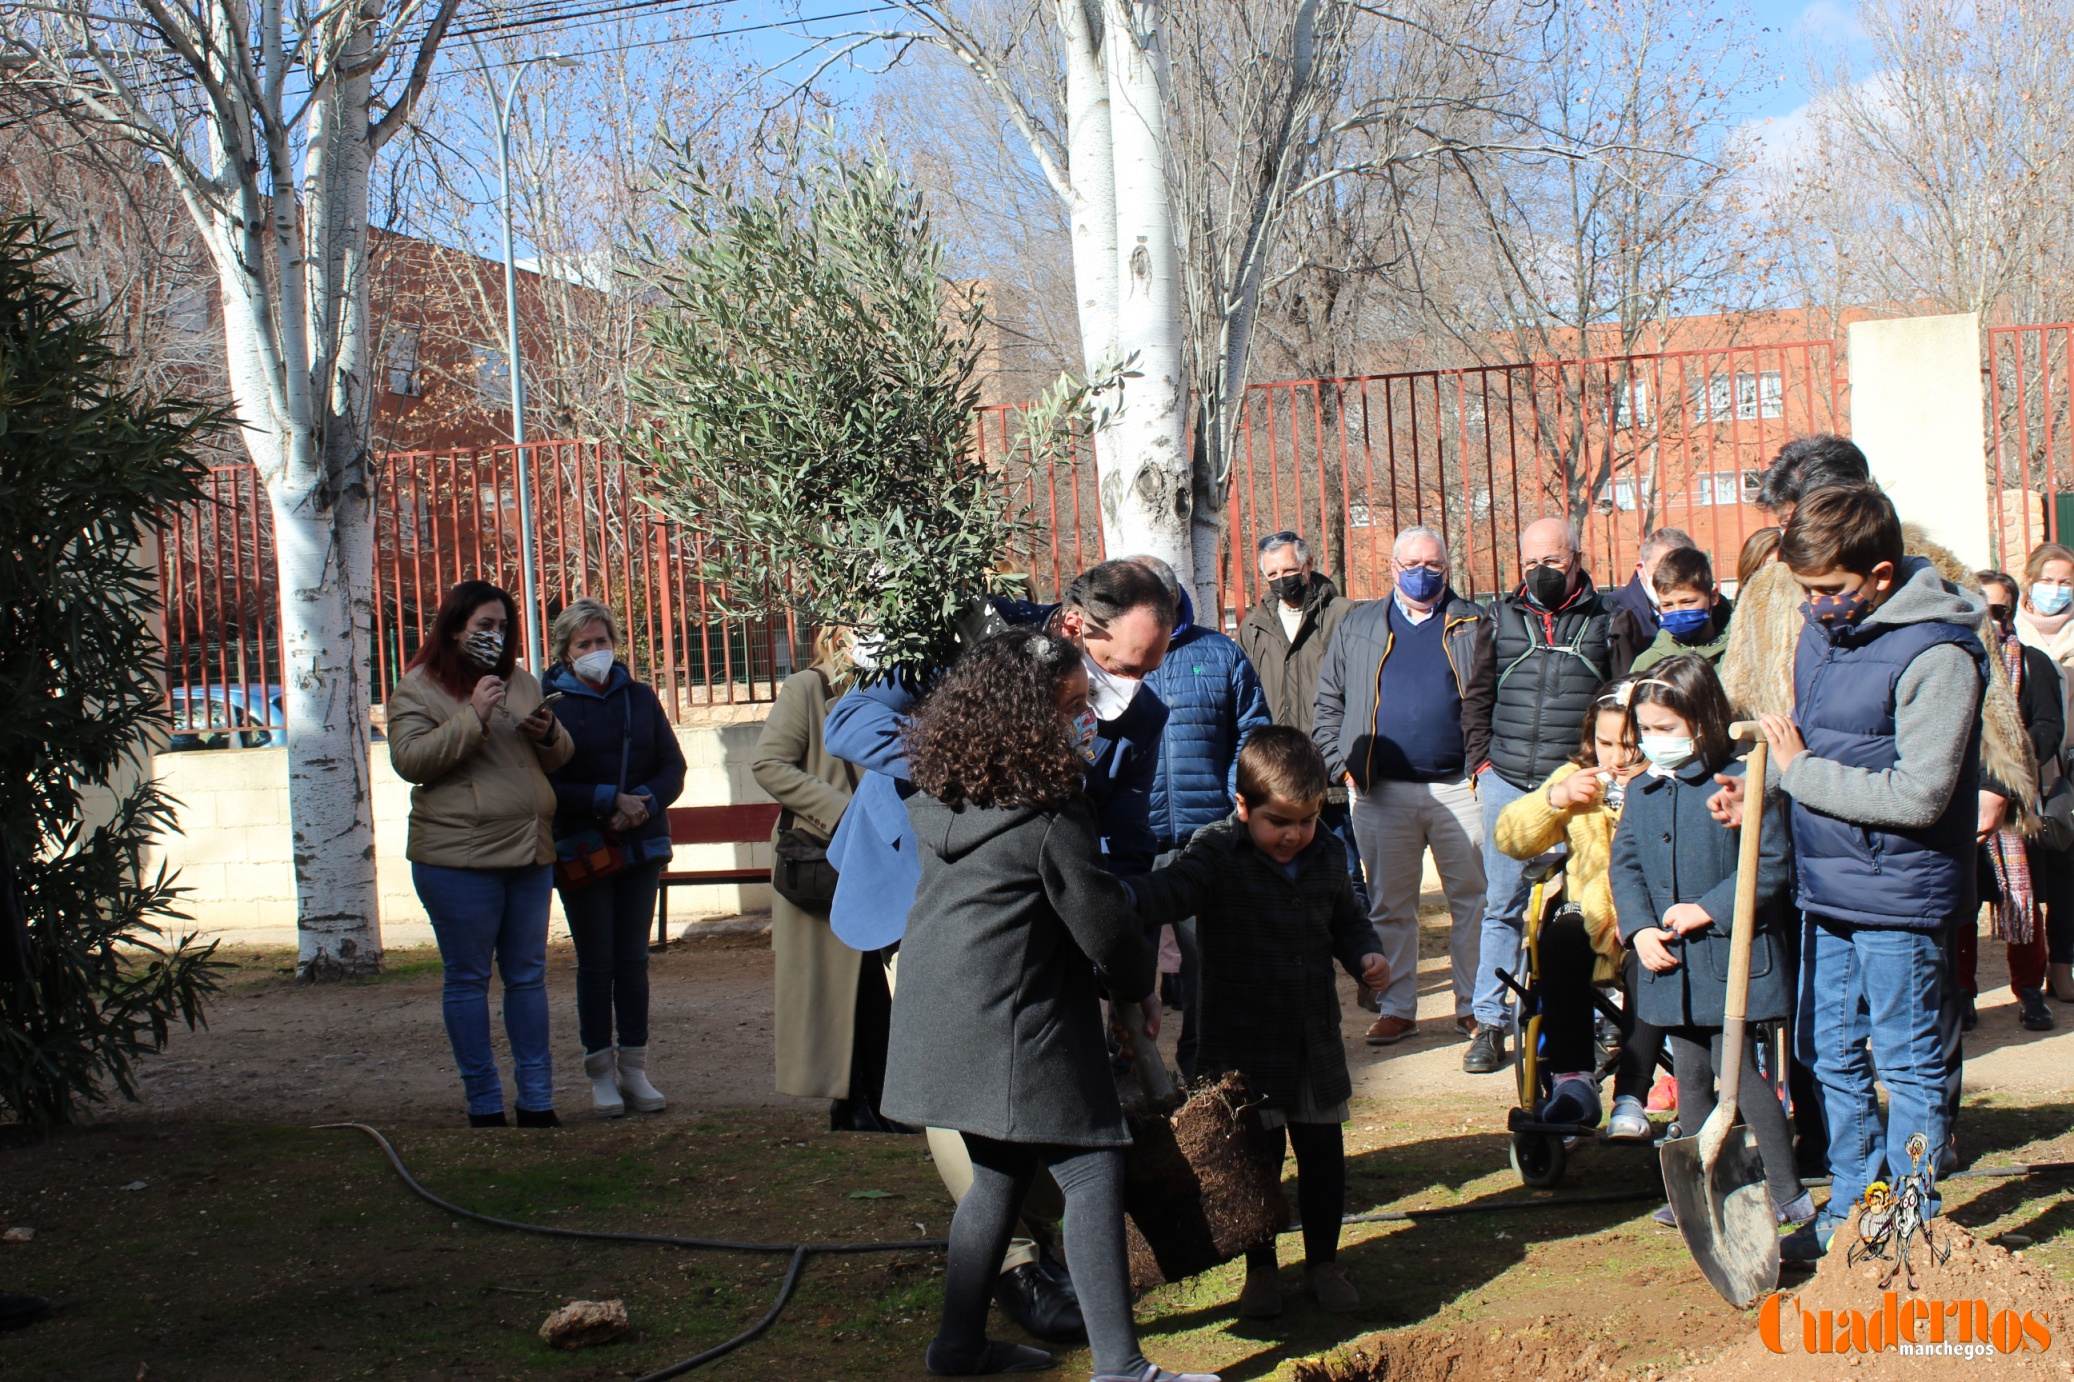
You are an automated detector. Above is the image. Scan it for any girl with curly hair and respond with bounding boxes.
[881,627,1213,1382]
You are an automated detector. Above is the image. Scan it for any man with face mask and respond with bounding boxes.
[816,559,1174,1344]
[1464,518,1623,1073]
[1313,526,1494,1047]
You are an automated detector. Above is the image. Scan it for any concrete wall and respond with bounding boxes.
[1848,312,1992,569]
[149,702,778,950]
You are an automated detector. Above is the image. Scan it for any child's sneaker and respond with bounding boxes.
[1236,1258,1282,1318]
[1606,1096,1652,1141]
[1645,1070,1678,1113]
[1651,1202,1678,1227]
[1539,1073,1600,1128]
[1305,1262,1360,1313]
[1774,1190,1817,1228]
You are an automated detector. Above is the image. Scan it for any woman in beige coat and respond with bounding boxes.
[751,631,885,1130]
[389,580,573,1127]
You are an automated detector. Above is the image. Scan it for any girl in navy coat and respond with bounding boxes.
[1608,654,1811,1229]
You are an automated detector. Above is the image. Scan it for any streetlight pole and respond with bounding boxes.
[495,51,580,672]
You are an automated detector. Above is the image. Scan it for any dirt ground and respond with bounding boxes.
[5,914,2073,1381]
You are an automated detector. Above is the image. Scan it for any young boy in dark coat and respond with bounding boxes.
[1609,656,1810,1230]
[881,627,1215,1382]
[1126,726,1388,1319]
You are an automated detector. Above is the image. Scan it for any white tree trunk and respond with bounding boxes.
[1097,0,1193,589]
[1059,0,1119,375]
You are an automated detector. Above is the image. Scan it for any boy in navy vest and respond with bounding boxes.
[1754,485,1988,1261]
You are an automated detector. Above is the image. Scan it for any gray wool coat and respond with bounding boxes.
[1610,757,1794,1029]
[880,793,1157,1147]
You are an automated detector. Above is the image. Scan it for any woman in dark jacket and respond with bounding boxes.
[882,627,1213,1382]
[544,597,686,1118]
[1609,656,1806,1228]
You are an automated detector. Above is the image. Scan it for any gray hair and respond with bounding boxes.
[1256,532,1312,567]
[1392,524,1448,565]
[1639,527,1697,564]
[550,596,621,665]
[1124,553,1182,607]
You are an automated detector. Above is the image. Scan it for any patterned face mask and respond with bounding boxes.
[462,628,504,669]
[1801,588,1872,628]
[1071,707,1100,763]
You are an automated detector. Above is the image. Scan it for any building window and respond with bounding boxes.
[165,283,210,338]
[386,329,421,397]
[1690,370,1783,423]
[1684,469,1765,506]
[1612,380,1649,428]
[470,343,510,408]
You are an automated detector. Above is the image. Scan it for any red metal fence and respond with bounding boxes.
[1987,323,2074,566]
[161,339,1844,736]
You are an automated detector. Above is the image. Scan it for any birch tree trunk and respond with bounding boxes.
[1098,0,1193,585]
[1059,0,1119,374]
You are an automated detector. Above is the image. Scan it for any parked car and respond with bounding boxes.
[167,684,286,751]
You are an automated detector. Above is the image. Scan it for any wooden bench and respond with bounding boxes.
[654,803,784,946]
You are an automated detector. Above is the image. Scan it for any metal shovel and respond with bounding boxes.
[1657,721,1782,1308]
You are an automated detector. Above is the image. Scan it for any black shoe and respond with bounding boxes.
[1033,1241,1077,1302]
[467,1110,508,1128]
[1960,991,1979,1031]
[992,1261,1086,1344]
[514,1107,560,1128]
[2019,988,2057,1031]
[0,1291,52,1331]
[1463,1028,1508,1075]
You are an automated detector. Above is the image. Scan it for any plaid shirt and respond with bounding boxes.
[1127,818,1378,1111]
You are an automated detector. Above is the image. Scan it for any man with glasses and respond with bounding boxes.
[1464,517,1628,1072]
[1313,525,1494,1046]
[1237,531,1363,910]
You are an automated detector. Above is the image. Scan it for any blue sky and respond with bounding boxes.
[1743,0,1870,114]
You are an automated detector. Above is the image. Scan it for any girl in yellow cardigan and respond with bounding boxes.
[1493,677,1657,1140]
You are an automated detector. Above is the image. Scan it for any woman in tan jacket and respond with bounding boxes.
[388,580,573,1127]
[751,631,881,1129]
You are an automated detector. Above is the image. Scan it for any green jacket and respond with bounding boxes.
[1629,600,1733,673]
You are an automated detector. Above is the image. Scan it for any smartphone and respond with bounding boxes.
[537,691,565,710]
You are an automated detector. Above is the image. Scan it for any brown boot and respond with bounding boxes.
[1306,1262,1360,1313]
[1365,1015,1419,1046]
[1237,1257,1283,1318]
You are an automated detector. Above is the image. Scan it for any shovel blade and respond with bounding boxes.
[1659,1123,1781,1308]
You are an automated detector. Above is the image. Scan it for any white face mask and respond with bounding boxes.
[1081,652,1142,722]
[1639,734,1694,771]
[573,649,615,684]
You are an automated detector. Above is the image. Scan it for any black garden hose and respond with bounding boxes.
[319,1123,947,1380]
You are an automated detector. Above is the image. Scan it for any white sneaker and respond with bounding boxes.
[616,1045,666,1113]
[584,1048,625,1118]
[1606,1096,1651,1141]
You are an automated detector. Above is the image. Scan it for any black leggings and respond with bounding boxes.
[1538,915,1668,1100]
[1244,1121,1346,1270]
[1613,951,1668,1103]
[1666,1025,1804,1210]
[938,1135,1144,1377]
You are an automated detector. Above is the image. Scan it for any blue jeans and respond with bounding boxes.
[1472,769,1535,1028]
[559,859,663,1053]
[1798,917,1952,1230]
[413,862,555,1115]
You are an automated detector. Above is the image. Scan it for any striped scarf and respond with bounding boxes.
[1989,626,2037,945]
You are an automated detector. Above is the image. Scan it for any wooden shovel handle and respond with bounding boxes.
[1710,732,1768,1142]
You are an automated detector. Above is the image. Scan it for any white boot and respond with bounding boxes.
[584,1048,625,1118]
[616,1045,666,1113]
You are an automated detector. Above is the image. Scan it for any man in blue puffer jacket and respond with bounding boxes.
[1125,554,1271,1078]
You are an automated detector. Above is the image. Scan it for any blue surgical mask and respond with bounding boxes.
[1071,707,1100,762]
[1659,607,1713,643]
[1639,734,1693,770]
[2032,582,2073,617]
[1396,564,1445,604]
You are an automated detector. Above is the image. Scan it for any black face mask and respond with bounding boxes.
[1268,573,1307,603]
[1526,564,1572,609]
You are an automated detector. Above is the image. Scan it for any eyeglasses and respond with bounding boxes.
[1254,530,1301,553]
[1521,554,1573,570]
[1394,559,1444,572]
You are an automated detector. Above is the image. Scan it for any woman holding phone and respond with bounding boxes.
[389,580,572,1127]
[543,597,686,1117]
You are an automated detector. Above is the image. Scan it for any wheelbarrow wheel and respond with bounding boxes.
[1510,1130,1567,1189]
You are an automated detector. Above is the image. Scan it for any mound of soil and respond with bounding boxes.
[1691,1214,2074,1379]
[1122,1071,1288,1292]
[1286,1321,1628,1382]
